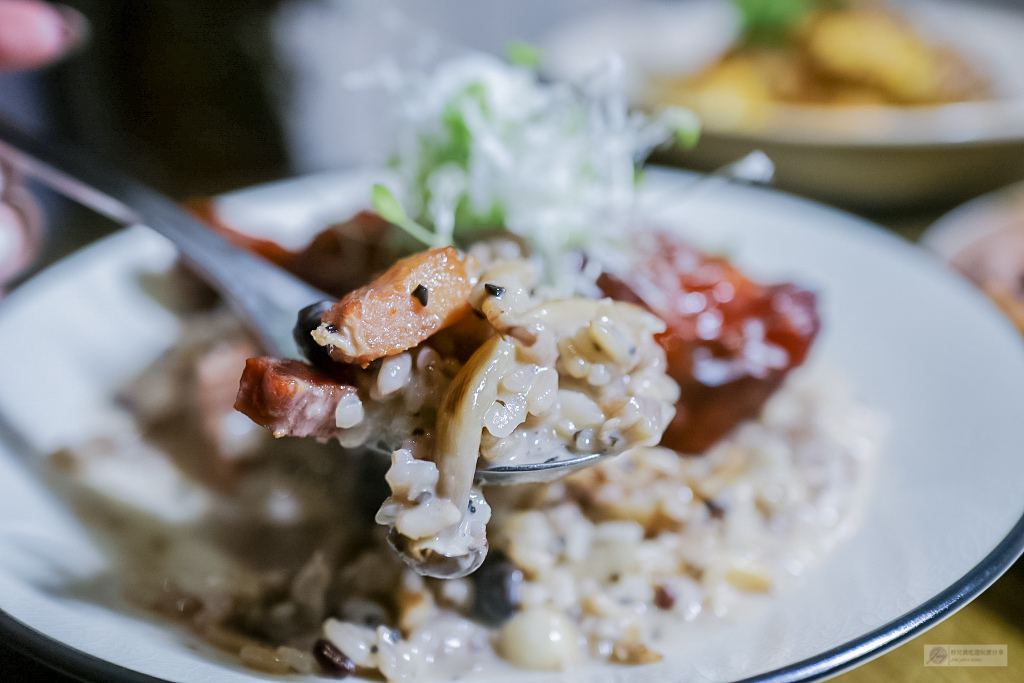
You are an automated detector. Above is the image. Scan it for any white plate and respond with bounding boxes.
[921,178,1024,263]
[2,169,1024,682]
[544,0,1024,209]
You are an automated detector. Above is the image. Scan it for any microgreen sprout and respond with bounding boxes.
[371,184,441,247]
[659,106,702,149]
[732,0,841,44]
[506,41,542,69]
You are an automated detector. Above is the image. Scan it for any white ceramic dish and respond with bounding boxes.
[2,168,1024,682]
[919,178,1024,329]
[921,178,1024,263]
[544,0,1024,209]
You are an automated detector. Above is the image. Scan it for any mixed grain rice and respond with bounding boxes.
[50,290,881,680]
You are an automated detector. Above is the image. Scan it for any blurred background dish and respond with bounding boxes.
[921,179,1024,332]
[6,0,1024,214]
[544,0,1024,210]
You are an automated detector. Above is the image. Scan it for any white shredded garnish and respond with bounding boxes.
[364,51,698,293]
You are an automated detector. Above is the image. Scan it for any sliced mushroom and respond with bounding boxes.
[435,334,516,510]
[387,335,514,578]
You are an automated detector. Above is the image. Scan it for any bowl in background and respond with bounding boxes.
[545,0,1024,211]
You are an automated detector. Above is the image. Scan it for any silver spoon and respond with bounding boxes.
[0,117,611,485]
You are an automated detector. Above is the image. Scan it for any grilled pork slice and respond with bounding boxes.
[235,357,361,442]
[235,349,455,453]
[312,246,478,367]
[599,230,820,454]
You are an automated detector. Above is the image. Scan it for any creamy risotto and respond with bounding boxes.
[46,51,883,680]
[50,298,879,679]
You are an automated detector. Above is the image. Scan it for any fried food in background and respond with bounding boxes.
[653,4,989,129]
[804,8,987,104]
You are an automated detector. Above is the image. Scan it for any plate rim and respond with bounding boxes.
[3,174,1024,682]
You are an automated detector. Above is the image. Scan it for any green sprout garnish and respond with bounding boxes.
[376,54,702,290]
[673,123,701,150]
[660,106,702,149]
[731,0,841,44]
[396,81,508,246]
[507,41,542,69]
[371,184,440,247]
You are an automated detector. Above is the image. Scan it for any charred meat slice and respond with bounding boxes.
[235,357,359,441]
[599,231,820,454]
[313,247,476,367]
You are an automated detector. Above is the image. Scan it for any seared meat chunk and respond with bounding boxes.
[312,247,477,367]
[599,231,820,453]
[235,357,360,441]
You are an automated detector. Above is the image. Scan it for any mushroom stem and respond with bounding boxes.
[435,334,515,510]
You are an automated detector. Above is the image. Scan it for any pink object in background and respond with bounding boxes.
[0,159,41,294]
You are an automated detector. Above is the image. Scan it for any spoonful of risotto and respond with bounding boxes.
[0,114,680,580]
[237,241,679,579]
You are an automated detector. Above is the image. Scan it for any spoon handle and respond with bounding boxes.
[0,117,330,359]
